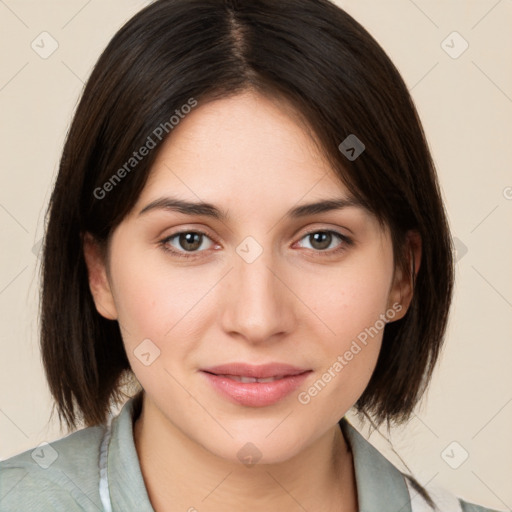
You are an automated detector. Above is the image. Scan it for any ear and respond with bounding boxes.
[386,230,422,322]
[82,232,118,320]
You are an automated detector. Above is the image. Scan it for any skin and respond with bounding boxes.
[84,90,420,512]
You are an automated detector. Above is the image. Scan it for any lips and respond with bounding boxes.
[218,375,284,383]
[200,362,312,407]
[201,362,309,379]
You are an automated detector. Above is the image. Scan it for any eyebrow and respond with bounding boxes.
[138,196,364,220]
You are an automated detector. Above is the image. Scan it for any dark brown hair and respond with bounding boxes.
[41,0,453,431]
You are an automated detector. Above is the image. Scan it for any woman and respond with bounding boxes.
[0,0,500,510]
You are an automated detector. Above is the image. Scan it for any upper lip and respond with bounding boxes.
[201,363,311,379]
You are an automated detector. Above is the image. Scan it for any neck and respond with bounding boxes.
[133,395,358,512]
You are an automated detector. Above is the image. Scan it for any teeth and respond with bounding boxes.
[257,376,280,383]
[239,376,258,383]
[221,374,285,383]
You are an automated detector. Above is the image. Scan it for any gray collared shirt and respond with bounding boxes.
[0,397,498,511]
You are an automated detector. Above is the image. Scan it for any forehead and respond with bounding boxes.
[134,91,351,211]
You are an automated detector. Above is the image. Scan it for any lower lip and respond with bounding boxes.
[201,371,311,407]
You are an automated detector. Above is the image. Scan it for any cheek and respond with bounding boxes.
[298,245,394,347]
[110,263,198,394]
[109,240,212,335]
[109,248,219,377]
[292,247,393,415]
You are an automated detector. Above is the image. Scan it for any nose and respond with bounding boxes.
[219,244,297,345]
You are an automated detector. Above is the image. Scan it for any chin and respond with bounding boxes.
[197,421,315,467]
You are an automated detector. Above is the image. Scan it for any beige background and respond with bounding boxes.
[0,0,511,509]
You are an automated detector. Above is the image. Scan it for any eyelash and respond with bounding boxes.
[158,229,353,260]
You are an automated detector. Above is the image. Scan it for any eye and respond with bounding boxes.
[296,230,352,254]
[159,228,353,260]
[160,230,216,258]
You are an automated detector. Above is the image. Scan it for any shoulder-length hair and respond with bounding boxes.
[41,0,454,430]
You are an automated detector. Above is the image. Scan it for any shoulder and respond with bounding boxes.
[405,476,504,512]
[0,424,106,512]
[459,499,504,512]
[405,470,504,512]
[340,417,504,512]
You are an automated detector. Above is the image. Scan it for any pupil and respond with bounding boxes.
[180,232,201,251]
[311,232,331,250]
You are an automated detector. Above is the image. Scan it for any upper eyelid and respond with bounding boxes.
[298,227,349,238]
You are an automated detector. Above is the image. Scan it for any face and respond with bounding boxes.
[84,90,411,464]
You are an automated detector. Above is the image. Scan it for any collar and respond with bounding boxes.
[107,394,154,511]
[339,418,412,512]
[106,397,412,511]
